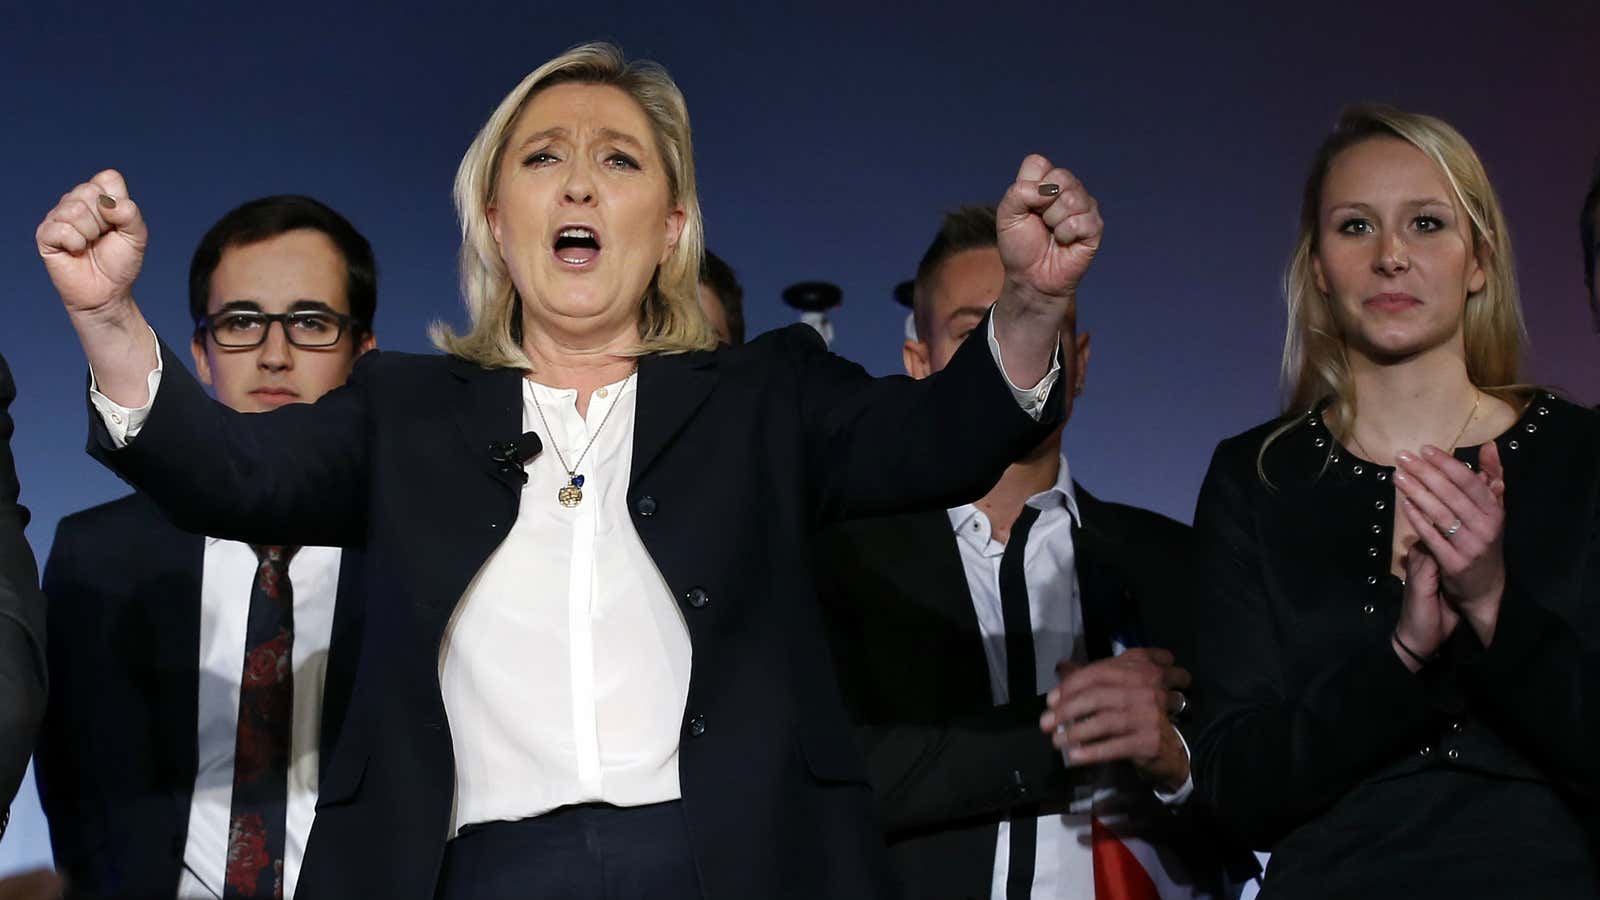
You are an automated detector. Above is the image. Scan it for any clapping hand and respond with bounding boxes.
[1394,441,1507,651]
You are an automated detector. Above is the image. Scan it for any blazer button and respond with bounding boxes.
[686,587,710,609]
[688,714,707,737]
[1418,745,1433,758]
[1446,748,1460,761]
[637,495,658,517]
[1449,720,1465,734]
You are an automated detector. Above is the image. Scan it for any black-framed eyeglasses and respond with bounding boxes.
[197,310,358,349]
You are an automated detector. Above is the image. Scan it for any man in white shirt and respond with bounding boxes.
[35,195,376,899]
[816,206,1255,899]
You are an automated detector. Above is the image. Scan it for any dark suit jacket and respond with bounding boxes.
[1191,396,1600,898]
[85,319,1059,900]
[816,482,1251,898]
[0,354,46,827]
[34,493,365,899]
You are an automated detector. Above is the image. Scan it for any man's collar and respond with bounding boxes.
[946,453,1081,534]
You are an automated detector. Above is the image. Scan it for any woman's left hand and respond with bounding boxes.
[1394,440,1507,645]
[991,154,1103,389]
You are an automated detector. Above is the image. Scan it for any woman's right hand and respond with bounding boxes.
[35,170,148,320]
[1393,545,1459,672]
[34,170,158,406]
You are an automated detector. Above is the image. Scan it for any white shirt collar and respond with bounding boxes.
[946,453,1081,537]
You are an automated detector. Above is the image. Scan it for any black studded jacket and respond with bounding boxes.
[1190,392,1600,899]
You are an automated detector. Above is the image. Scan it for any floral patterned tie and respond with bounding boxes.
[224,545,299,899]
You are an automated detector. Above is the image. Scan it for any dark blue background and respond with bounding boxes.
[2,0,1596,872]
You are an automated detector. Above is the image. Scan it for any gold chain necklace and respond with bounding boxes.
[530,371,634,508]
[1348,390,1481,465]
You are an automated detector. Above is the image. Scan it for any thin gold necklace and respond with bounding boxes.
[530,371,635,508]
[1348,390,1481,465]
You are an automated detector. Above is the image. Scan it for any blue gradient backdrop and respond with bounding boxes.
[2,0,1597,874]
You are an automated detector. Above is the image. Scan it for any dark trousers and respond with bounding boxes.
[435,801,703,900]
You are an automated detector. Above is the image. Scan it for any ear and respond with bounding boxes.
[1466,241,1488,296]
[486,204,504,248]
[355,332,377,356]
[191,335,214,388]
[902,340,932,380]
[1311,252,1329,296]
[1072,331,1091,396]
[660,204,687,266]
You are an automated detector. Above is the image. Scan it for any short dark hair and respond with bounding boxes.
[700,250,745,345]
[912,205,997,340]
[189,195,377,342]
[1582,155,1600,329]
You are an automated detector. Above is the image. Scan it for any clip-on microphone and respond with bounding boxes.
[488,432,543,484]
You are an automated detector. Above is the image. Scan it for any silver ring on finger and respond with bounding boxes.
[1444,518,1463,537]
[1169,691,1189,719]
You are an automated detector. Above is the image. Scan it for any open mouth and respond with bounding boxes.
[553,226,601,267]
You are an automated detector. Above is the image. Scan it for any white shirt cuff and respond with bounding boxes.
[1152,727,1195,807]
[88,326,164,448]
[985,310,1060,420]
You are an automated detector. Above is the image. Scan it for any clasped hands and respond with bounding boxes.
[1393,442,1508,671]
[1037,647,1190,793]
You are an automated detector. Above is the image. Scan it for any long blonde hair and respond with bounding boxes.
[1260,104,1526,476]
[432,42,716,367]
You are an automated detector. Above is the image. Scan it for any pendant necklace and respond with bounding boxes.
[530,371,634,508]
[1348,389,1481,465]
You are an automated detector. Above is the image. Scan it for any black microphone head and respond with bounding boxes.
[516,431,543,463]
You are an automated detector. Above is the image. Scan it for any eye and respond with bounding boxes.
[1337,217,1374,235]
[217,313,264,333]
[605,152,641,170]
[289,312,338,334]
[1413,215,1445,233]
[953,329,974,343]
[521,150,559,167]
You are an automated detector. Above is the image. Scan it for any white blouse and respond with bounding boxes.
[437,373,693,832]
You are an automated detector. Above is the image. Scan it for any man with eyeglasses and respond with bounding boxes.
[34,195,375,899]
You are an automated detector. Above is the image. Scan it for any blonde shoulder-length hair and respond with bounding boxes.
[1260,104,1527,477]
[432,42,717,368]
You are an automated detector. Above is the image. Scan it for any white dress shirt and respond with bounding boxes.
[92,315,1060,841]
[175,541,341,900]
[948,456,1199,900]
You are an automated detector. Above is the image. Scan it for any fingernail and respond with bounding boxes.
[1038,182,1061,197]
[98,194,117,209]
[1392,470,1409,483]
[1047,688,1059,706]
[1395,451,1415,464]
[1040,712,1055,730]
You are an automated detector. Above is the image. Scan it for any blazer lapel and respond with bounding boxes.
[447,357,528,497]
[632,350,719,485]
[1071,488,1143,661]
[320,548,366,771]
[142,527,205,837]
[901,511,984,638]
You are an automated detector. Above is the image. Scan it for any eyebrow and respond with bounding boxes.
[215,299,338,314]
[1326,198,1454,215]
[516,126,647,153]
[945,305,991,324]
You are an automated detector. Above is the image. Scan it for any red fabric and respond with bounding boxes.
[1092,816,1159,900]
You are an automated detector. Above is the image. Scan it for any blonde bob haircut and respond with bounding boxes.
[1261,104,1527,476]
[432,42,717,368]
